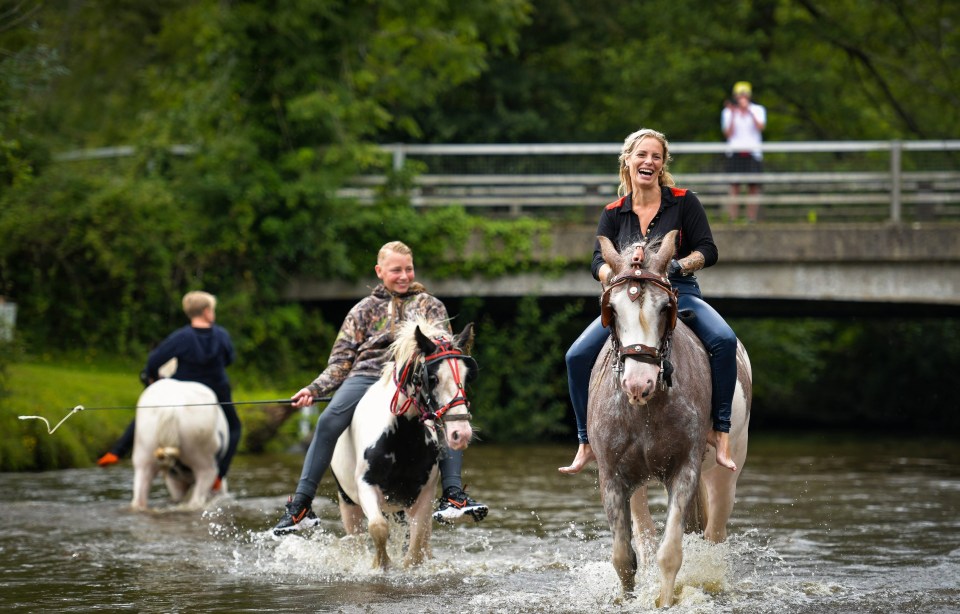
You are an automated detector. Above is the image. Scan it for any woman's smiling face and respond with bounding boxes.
[626,136,665,190]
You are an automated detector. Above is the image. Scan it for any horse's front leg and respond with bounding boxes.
[600,475,637,596]
[356,481,390,570]
[403,469,439,568]
[630,484,657,567]
[657,465,699,608]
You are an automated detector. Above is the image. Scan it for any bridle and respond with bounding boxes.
[390,338,477,424]
[600,254,679,389]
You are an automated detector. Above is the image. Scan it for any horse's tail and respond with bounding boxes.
[153,406,181,470]
[154,445,181,469]
[683,478,708,535]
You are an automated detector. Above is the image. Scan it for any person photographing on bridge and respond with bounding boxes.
[560,127,739,475]
[271,240,488,534]
[722,81,767,222]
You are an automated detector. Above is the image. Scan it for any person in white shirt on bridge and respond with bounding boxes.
[722,81,767,222]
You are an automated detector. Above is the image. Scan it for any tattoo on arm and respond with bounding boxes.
[679,251,705,273]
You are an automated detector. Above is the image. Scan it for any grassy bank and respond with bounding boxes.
[1,358,297,472]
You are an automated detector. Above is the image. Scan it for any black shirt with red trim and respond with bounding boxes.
[590,186,719,281]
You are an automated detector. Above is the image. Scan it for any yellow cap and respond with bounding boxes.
[733,81,752,96]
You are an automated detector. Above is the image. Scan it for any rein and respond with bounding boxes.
[390,338,475,425]
[601,265,679,389]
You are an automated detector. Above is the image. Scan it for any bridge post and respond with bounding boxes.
[392,144,406,171]
[890,140,902,223]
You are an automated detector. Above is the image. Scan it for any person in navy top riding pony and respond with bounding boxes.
[271,241,488,535]
[97,291,240,492]
[559,128,739,475]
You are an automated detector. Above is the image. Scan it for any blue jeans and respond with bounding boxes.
[295,375,465,501]
[565,277,737,443]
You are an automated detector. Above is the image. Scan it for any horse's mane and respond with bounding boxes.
[380,317,451,381]
[616,234,668,273]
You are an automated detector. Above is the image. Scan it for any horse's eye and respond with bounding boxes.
[428,374,439,386]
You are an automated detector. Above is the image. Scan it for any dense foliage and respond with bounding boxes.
[2,1,959,448]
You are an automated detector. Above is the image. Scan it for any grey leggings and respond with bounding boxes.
[294,375,464,501]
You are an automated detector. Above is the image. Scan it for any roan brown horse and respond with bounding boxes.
[588,230,751,607]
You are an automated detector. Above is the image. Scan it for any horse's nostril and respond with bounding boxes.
[452,432,460,441]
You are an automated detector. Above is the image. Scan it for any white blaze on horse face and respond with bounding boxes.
[434,359,473,450]
[611,284,665,405]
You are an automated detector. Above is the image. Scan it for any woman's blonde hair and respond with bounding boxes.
[182,291,216,319]
[617,128,676,196]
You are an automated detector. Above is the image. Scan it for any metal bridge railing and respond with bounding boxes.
[344,140,960,223]
[54,140,960,224]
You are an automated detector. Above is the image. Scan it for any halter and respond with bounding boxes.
[389,337,477,425]
[600,260,679,389]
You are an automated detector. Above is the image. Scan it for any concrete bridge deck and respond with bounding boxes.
[286,223,960,307]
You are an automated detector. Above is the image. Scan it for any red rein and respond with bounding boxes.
[390,344,471,422]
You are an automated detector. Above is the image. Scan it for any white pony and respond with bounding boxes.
[331,319,476,569]
[130,378,229,511]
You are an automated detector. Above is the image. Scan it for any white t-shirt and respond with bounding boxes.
[721,102,767,160]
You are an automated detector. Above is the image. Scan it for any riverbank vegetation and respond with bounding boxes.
[1,357,299,471]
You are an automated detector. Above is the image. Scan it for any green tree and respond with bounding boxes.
[405,0,960,143]
[0,0,537,376]
[0,1,64,188]
[461,296,583,442]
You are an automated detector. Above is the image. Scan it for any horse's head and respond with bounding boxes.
[407,322,476,451]
[388,320,477,450]
[598,230,679,405]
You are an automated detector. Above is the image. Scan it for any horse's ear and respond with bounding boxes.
[598,236,623,273]
[649,230,679,275]
[455,322,475,354]
[415,325,437,354]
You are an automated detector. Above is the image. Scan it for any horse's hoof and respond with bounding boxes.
[613,590,636,606]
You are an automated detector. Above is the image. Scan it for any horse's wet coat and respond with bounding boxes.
[355,413,440,507]
[589,231,750,607]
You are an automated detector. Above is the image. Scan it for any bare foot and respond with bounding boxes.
[707,430,738,472]
[559,443,595,474]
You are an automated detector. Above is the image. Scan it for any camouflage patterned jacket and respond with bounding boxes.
[306,282,450,397]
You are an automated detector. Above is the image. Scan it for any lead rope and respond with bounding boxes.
[19,406,86,434]
[19,396,333,435]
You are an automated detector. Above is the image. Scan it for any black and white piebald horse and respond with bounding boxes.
[331,318,477,569]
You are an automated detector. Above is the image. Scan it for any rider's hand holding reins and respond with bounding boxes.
[290,388,315,409]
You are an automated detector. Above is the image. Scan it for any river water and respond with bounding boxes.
[1,434,958,613]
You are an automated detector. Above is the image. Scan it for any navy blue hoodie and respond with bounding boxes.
[145,325,235,403]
